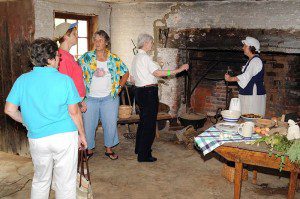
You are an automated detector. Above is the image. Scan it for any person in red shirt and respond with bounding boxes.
[54,22,87,112]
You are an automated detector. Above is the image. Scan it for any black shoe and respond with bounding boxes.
[138,156,157,162]
[149,156,157,161]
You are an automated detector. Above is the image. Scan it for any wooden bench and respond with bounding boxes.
[117,112,174,138]
[118,112,174,124]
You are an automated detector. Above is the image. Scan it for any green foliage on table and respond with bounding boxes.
[286,140,300,164]
[257,134,292,152]
[254,134,300,171]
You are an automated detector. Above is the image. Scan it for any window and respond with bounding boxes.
[54,13,91,60]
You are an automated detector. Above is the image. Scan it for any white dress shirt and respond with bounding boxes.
[131,49,159,87]
[237,57,266,116]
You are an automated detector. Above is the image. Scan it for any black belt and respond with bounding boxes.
[137,84,158,88]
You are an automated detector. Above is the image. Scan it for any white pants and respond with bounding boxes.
[29,131,78,199]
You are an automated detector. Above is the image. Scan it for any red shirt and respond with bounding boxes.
[58,49,86,98]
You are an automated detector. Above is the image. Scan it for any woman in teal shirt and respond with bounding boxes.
[5,38,87,198]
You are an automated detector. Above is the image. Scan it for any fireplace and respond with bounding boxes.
[185,50,242,115]
[156,28,300,118]
[184,50,300,118]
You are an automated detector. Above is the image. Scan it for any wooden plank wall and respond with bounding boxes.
[0,0,35,156]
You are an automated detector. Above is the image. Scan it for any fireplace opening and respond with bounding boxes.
[182,49,242,115]
[179,49,299,118]
[156,28,299,119]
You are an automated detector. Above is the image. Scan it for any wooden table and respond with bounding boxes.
[214,143,299,199]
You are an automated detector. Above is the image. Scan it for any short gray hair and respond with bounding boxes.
[93,30,110,48]
[137,33,153,49]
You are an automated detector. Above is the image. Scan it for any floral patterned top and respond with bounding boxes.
[78,49,128,98]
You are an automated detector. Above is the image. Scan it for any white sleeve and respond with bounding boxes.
[237,58,263,89]
[146,56,159,74]
[131,57,137,77]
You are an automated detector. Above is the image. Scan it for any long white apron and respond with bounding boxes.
[237,57,266,117]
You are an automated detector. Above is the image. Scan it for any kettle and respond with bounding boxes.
[229,98,241,112]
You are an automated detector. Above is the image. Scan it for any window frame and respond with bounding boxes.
[54,12,92,59]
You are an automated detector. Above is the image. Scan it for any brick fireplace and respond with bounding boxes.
[156,28,300,118]
[186,51,299,117]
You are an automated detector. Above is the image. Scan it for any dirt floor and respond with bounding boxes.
[0,123,299,199]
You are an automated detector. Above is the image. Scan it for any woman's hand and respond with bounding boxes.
[225,73,239,82]
[118,86,123,95]
[78,134,88,150]
[80,101,87,113]
[153,64,189,77]
[94,68,106,77]
[179,64,189,72]
[129,75,135,84]
[224,73,231,81]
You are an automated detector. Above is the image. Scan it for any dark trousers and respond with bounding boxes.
[134,86,159,159]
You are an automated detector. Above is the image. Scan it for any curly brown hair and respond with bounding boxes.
[29,38,58,66]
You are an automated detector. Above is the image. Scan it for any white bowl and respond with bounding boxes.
[241,114,262,122]
[221,110,241,122]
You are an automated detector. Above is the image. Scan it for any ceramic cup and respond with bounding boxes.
[238,121,254,138]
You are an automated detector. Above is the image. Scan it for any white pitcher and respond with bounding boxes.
[229,98,241,112]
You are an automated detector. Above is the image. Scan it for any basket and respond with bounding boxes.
[119,105,132,119]
[221,163,248,183]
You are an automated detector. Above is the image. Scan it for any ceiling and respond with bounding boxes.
[97,0,201,3]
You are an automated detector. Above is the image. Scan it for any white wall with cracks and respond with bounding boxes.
[108,1,299,115]
[33,0,300,66]
[166,1,300,30]
[34,0,111,39]
[110,1,300,68]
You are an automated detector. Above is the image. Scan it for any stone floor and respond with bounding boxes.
[0,124,299,199]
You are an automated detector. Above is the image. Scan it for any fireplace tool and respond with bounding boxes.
[209,85,233,124]
[177,47,207,129]
[209,68,234,124]
[183,60,234,125]
[180,59,220,128]
[131,39,138,55]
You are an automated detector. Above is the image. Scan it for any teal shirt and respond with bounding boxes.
[6,67,81,139]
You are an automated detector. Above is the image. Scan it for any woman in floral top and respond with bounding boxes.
[78,30,129,160]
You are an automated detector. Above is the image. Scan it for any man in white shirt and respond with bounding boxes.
[131,33,189,162]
